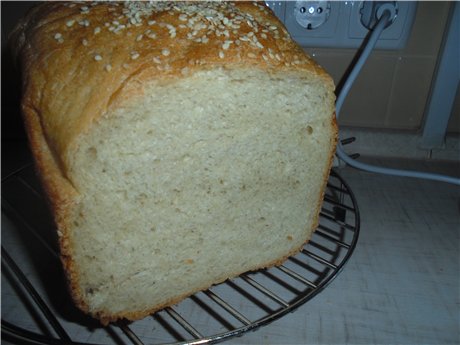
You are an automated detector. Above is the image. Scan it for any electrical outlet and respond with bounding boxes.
[293,1,331,30]
[266,1,417,50]
[348,1,417,49]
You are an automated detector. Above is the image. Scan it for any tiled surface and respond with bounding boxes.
[2,142,459,344]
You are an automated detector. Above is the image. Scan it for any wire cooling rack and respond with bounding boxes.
[2,163,359,345]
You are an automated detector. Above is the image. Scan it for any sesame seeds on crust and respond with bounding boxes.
[48,1,315,74]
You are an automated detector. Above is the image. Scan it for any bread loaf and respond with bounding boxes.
[12,1,337,324]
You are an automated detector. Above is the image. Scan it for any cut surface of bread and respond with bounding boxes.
[69,67,335,321]
[12,1,337,324]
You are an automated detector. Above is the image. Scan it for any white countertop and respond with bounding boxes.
[2,141,459,345]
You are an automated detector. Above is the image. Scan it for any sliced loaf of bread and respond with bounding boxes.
[13,1,337,324]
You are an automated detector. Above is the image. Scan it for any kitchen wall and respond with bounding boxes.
[304,1,459,134]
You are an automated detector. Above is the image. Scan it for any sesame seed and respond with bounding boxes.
[94,27,101,34]
[105,64,112,72]
[94,55,102,61]
[66,20,75,27]
[255,41,264,49]
[148,20,156,25]
[57,38,64,44]
[82,39,88,46]
[179,14,188,21]
[131,52,140,60]
[222,40,233,50]
[219,51,225,59]
[54,33,62,40]
[153,57,161,64]
[269,25,277,31]
[161,48,170,56]
[248,52,256,58]
[136,34,143,41]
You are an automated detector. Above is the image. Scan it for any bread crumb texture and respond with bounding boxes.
[13,1,336,324]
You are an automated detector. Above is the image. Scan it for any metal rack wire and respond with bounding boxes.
[2,164,359,345]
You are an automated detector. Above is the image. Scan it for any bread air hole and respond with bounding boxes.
[87,146,97,159]
[306,125,314,135]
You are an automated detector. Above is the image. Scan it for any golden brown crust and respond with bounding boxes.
[13,1,336,324]
[20,103,88,313]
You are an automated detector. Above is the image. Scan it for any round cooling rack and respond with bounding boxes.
[2,165,359,345]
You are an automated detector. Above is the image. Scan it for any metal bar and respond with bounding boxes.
[326,182,350,195]
[319,212,356,230]
[118,324,144,345]
[316,223,342,238]
[203,290,251,325]
[1,246,72,342]
[1,162,34,183]
[164,307,203,339]
[322,195,355,212]
[420,2,459,149]
[315,229,351,249]
[276,266,317,288]
[301,249,338,269]
[1,199,60,259]
[241,275,289,307]
[16,175,45,200]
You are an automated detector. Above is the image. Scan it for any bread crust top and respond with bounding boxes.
[12,1,333,170]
